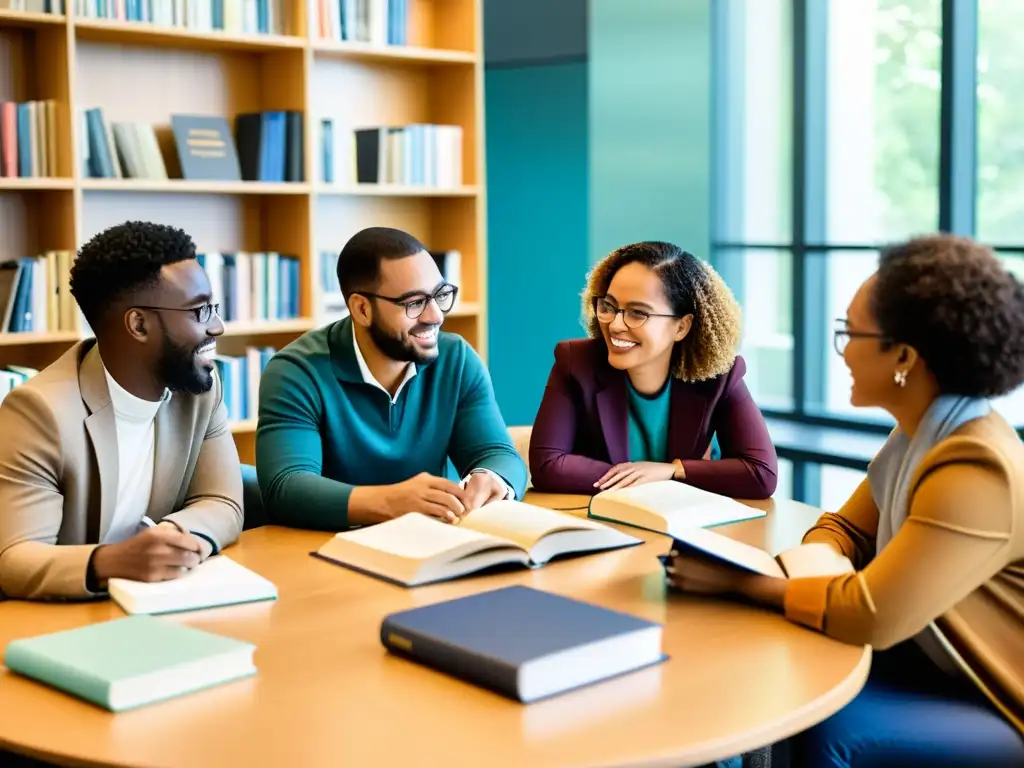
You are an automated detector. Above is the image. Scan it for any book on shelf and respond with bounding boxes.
[82,108,168,180]
[317,0,408,45]
[0,0,64,12]
[171,115,242,182]
[0,100,59,179]
[352,123,463,187]
[311,500,643,587]
[588,480,768,537]
[663,526,854,581]
[381,585,667,703]
[73,0,291,35]
[235,111,304,183]
[3,615,257,712]
[108,554,278,615]
[212,345,276,422]
[1,252,89,334]
[196,251,301,323]
[0,365,38,405]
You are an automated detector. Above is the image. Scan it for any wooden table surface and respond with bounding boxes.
[0,494,871,768]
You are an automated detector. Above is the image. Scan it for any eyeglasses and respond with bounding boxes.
[356,284,458,319]
[135,303,221,324]
[833,319,887,355]
[593,296,677,329]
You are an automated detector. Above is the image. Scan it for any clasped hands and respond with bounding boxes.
[664,549,787,609]
[380,470,507,524]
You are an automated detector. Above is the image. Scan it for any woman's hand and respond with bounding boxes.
[665,551,747,596]
[595,461,676,490]
[665,550,788,610]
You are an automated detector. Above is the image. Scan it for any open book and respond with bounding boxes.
[588,480,767,537]
[311,500,643,587]
[665,523,855,579]
[108,555,279,615]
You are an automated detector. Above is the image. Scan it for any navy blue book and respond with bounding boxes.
[380,585,667,703]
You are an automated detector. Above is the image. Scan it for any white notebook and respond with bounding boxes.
[108,555,278,615]
[587,480,767,537]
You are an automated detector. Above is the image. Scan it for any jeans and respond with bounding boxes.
[789,640,1024,767]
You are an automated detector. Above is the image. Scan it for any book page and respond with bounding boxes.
[670,524,786,578]
[329,513,506,561]
[460,500,601,550]
[593,480,765,534]
[777,543,855,579]
[108,555,272,598]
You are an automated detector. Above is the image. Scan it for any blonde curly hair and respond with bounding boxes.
[581,241,743,382]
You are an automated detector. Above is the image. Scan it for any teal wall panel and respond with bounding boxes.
[485,62,590,426]
[588,0,712,263]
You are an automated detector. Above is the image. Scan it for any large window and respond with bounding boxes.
[713,0,1024,504]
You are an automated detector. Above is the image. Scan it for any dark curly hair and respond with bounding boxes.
[69,221,197,328]
[581,241,742,381]
[872,234,1024,398]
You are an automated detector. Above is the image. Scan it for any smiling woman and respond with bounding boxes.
[527,240,778,499]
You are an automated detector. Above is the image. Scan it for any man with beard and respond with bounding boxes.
[0,221,243,600]
[256,226,527,530]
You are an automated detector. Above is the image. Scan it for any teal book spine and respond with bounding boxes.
[4,643,111,710]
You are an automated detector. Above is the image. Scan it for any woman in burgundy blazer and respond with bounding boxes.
[529,241,778,499]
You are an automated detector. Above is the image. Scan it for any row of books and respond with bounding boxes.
[73,0,290,35]
[82,109,305,183]
[315,0,407,45]
[319,120,463,187]
[196,251,302,323]
[82,109,166,180]
[0,101,60,179]
[213,345,276,422]
[0,0,63,12]
[0,252,87,334]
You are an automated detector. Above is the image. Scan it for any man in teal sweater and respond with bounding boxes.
[255,227,528,530]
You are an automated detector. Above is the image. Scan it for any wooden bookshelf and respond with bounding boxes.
[0,0,487,465]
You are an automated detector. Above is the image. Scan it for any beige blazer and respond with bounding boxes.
[784,409,1024,733]
[0,340,243,600]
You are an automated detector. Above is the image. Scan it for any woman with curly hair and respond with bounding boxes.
[528,240,778,499]
[668,234,1024,765]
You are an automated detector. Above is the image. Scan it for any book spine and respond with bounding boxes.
[379,619,521,701]
[4,643,112,710]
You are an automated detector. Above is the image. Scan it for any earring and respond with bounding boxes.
[894,369,908,387]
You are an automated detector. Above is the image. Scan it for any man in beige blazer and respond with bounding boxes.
[0,221,244,601]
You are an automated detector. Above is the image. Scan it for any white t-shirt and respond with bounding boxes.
[100,366,170,544]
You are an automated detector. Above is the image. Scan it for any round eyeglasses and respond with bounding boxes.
[833,319,887,355]
[593,296,677,329]
[358,285,459,319]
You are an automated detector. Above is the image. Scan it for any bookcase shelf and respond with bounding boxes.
[1,0,486,463]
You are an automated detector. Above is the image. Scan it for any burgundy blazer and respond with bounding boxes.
[528,338,778,499]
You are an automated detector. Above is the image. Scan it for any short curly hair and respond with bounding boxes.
[70,221,197,328]
[581,241,742,382]
[872,234,1024,398]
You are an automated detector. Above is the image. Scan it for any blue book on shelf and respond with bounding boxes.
[4,615,257,712]
[171,115,242,182]
[380,585,667,703]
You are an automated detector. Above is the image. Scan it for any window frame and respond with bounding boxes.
[710,0,1024,505]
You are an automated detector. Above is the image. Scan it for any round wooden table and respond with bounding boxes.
[0,495,871,768]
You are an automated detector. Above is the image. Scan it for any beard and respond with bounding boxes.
[369,316,440,365]
[157,334,215,395]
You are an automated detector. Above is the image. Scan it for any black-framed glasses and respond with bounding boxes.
[135,303,221,324]
[833,318,887,355]
[593,296,678,329]
[356,284,458,319]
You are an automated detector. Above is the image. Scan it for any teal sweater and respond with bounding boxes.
[254,317,527,530]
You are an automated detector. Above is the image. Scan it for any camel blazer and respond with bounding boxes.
[786,410,1024,733]
[0,340,243,600]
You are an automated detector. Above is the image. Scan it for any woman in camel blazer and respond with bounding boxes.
[668,234,1024,766]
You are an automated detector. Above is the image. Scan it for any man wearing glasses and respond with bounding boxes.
[0,221,243,601]
[255,226,527,530]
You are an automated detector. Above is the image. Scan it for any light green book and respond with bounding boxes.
[3,615,257,712]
